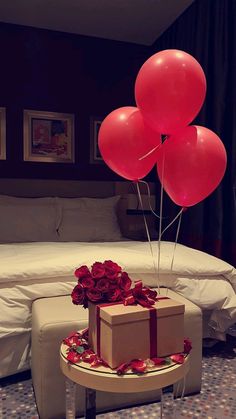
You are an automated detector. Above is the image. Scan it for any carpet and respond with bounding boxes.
[1,336,236,418]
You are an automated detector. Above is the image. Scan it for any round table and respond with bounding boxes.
[60,342,190,419]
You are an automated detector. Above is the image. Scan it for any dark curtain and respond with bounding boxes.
[150,0,236,266]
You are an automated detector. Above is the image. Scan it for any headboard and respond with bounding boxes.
[0,178,115,198]
[0,178,155,198]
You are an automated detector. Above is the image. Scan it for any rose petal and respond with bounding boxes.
[151,357,166,366]
[67,351,81,364]
[170,354,185,364]
[116,362,131,375]
[130,359,147,373]
[184,338,192,354]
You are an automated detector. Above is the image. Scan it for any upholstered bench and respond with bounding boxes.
[31,289,202,419]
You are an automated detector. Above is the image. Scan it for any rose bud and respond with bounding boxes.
[74,265,90,279]
[107,288,122,302]
[104,260,122,279]
[80,276,95,289]
[96,278,110,292]
[71,284,85,305]
[86,288,103,302]
[91,262,106,279]
[119,272,132,291]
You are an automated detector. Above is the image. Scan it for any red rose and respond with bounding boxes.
[71,284,85,305]
[80,276,95,289]
[96,278,110,292]
[74,265,90,279]
[91,262,106,279]
[104,260,122,279]
[184,338,192,354]
[108,278,119,289]
[119,271,132,291]
[86,288,103,302]
[107,288,122,302]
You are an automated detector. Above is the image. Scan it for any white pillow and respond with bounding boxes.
[0,197,60,242]
[57,196,124,242]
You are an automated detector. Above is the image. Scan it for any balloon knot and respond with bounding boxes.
[161,134,169,143]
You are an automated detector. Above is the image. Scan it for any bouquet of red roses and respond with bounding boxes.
[71,260,158,309]
[71,260,132,308]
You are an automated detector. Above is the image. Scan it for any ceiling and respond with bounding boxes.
[0,0,194,46]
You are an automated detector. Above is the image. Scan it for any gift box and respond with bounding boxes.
[88,297,185,369]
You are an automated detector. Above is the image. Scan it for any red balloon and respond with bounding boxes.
[135,49,207,135]
[156,125,227,207]
[98,106,161,181]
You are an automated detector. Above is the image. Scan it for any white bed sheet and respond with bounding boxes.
[0,240,235,341]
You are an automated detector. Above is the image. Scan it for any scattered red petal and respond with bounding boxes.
[90,357,108,367]
[116,362,131,375]
[151,357,166,365]
[80,351,96,363]
[67,351,81,364]
[184,338,192,354]
[170,354,185,364]
[63,335,82,347]
[130,359,147,373]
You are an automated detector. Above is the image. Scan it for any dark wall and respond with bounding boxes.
[0,22,151,181]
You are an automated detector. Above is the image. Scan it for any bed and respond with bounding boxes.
[0,178,235,379]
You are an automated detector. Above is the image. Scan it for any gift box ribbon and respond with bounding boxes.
[96,296,169,358]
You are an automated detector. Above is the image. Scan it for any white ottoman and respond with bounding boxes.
[31,289,202,419]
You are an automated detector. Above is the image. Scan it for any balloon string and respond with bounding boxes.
[157,188,163,295]
[135,181,157,283]
[157,152,165,295]
[139,179,183,239]
[170,209,183,272]
[138,143,162,161]
[138,180,161,219]
[160,207,183,238]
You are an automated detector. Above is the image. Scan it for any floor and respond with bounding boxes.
[0,336,236,418]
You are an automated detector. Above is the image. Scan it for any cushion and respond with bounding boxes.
[57,195,124,242]
[0,196,60,242]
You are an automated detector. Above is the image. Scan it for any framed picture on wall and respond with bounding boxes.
[90,116,103,164]
[0,107,6,160]
[23,109,75,163]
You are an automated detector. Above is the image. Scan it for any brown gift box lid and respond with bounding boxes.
[99,297,185,325]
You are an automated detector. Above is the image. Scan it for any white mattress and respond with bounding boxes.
[0,240,235,341]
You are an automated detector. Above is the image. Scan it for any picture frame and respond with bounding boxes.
[0,107,6,160]
[23,109,75,163]
[90,116,103,164]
